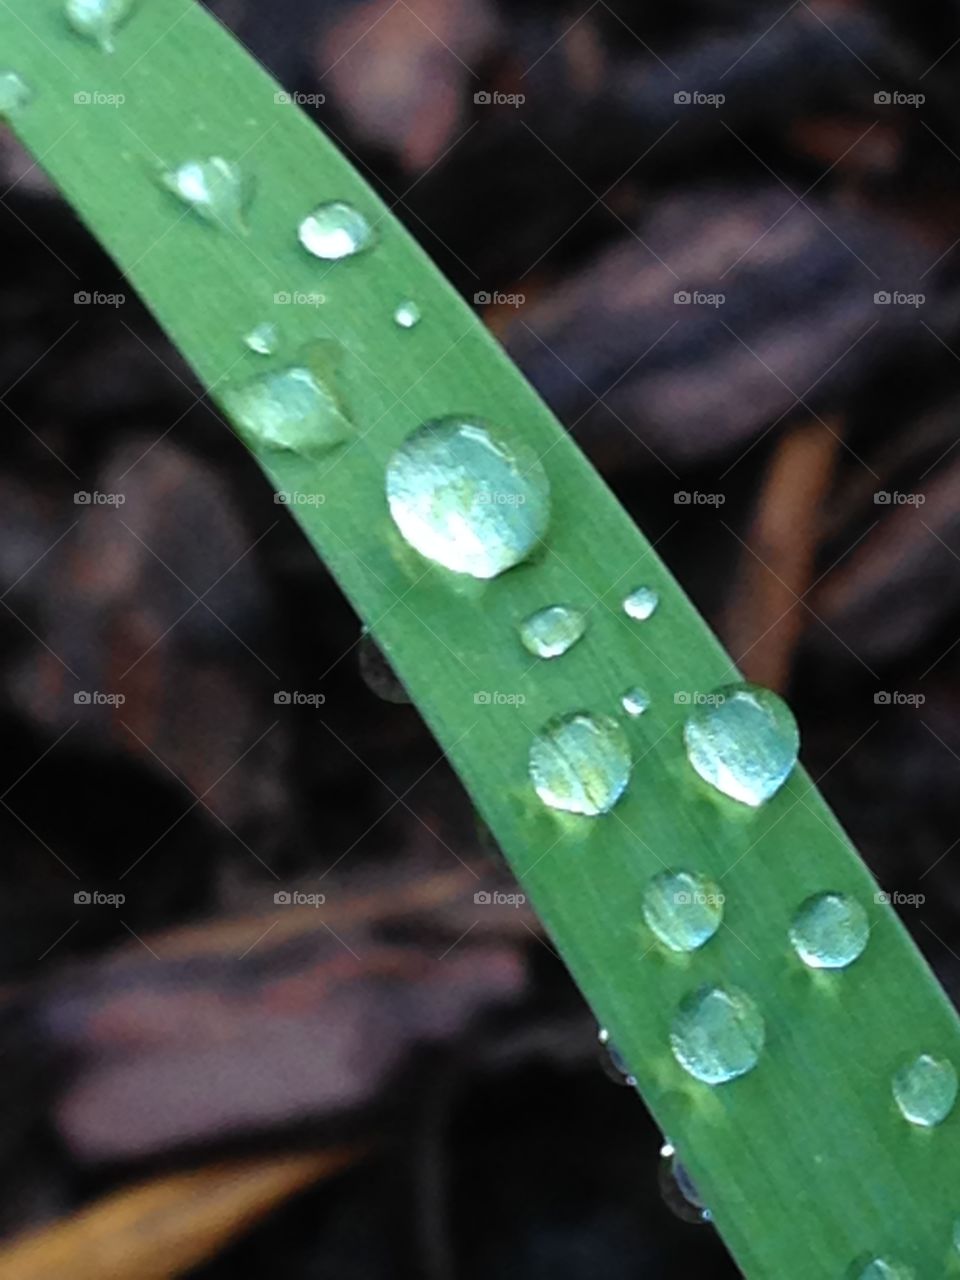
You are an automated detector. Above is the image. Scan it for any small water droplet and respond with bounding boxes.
[519,605,586,659]
[643,869,724,953]
[357,630,410,705]
[298,201,377,260]
[244,321,279,356]
[386,418,550,580]
[529,712,631,817]
[64,0,136,51]
[0,70,31,113]
[621,686,651,717]
[658,1141,710,1225]
[393,300,421,329]
[623,585,659,620]
[162,157,251,234]
[223,364,351,457]
[598,1027,636,1087]
[670,984,765,1084]
[682,682,799,807]
[852,1260,914,1280]
[789,891,869,969]
[892,1053,957,1127]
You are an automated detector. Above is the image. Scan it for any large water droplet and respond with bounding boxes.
[519,605,586,659]
[529,712,631,817]
[162,157,251,234]
[623,585,659,620]
[682,682,799,807]
[892,1053,958,1127]
[64,0,136,51]
[393,300,421,329]
[223,365,350,456]
[853,1261,914,1280]
[658,1142,711,1225]
[0,70,31,112]
[244,321,279,356]
[598,1027,636,1087]
[789,891,869,969]
[386,418,550,579]
[670,984,765,1084]
[621,686,651,717]
[298,201,377,260]
[643,869,724,953]
[357,630,410,705]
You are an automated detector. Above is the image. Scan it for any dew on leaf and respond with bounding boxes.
[64,0,136,52]
[642,869,724,953]
[670,984,765,1084]
[298,201,377,260]
[682,682,799,807]
[892,1053,958,1127]
[623,585,659,620]
[519,605,586,658]
[529,712,631,817]
[162,157,251,234]
[789,891,869,969]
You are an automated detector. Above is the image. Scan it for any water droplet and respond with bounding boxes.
[852,1260,914,1280]
[244,321,279,356]
[789,891,869,969]
[393,300,421,329]
[643,869,724,953]
[0,70,31,113]
[658,1141,711,1225]
[953,1218,960,1254]
[64,0,136,51]
[386,418,550,580]
[598,1027,636,1087]
[519,605,586,659]
[162,157,251,234]
[357,630,410,705]
[670,984,765,1084]
[623,585,659,620]
[529,712,631,817]
[682,682,799,807]
[223,365,351,457]
[621,686,651,717]
[892,1053,957,1127]
[298,201,377,260]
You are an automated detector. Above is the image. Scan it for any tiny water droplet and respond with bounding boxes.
[852,1260,914,1280]
[670,984,765,1084]
[519,605,586,659]
[223,364,351,457]
[0,70,31,113]
[789,891,869,969]
[682,682,799,807]
[623,585,659,620]
[386,418,550,580]
[598,1027,636,1087]
[64,0,136,51]
[643,869,723,953]
[298,201,377,260]
[621,686,651,717]
[658,1141,710,1225]
[357,630,410,705]
[244,321,279,356]
[393,300,421,329]
[529,712,631,817]
[892,1053,957,1127]
[162,157,251,234]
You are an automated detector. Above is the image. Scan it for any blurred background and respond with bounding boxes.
[1,0,960,1275]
